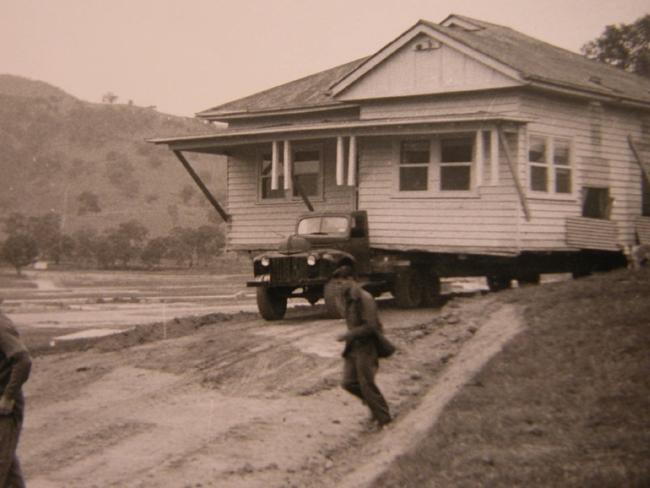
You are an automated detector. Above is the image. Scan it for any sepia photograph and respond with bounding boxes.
[1,0,649,486]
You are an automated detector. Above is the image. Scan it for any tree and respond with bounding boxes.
[72,227,98,266]
[1,234,38,275]
[141,237,169,268]
[3,212,29,236]
[102,92,118,104]
[28,213,63,262]
[582,15,650,77]
[107,220,149,267]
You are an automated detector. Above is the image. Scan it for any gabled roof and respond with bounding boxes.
[432,15,650,104]
[197,57,367,119]
[199,14,650,120]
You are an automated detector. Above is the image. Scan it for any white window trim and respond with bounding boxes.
[257,143,325,204]
[391,134,480,199]
[527,133,576,200]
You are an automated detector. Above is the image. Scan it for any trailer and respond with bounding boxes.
[151,14,650,319]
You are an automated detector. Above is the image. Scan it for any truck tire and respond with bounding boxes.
[421,271,442,306]
[324,279,346,318]
[393,268,423,308]
[487,275,511,292]
[256,287,287,321]
[517,272,540,286]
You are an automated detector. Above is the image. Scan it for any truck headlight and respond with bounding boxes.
[261,257,270,267]
[307,255,317,266]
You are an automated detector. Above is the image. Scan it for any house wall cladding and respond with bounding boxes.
[519,92,644,249]
[226,141,354,250]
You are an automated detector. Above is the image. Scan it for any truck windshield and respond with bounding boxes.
[297,216,349,236]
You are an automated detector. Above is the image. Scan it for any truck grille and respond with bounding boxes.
[270,257,308,283]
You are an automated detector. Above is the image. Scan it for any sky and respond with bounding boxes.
[1,0,648,117]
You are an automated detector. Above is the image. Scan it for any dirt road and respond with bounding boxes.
[18,292,522,488]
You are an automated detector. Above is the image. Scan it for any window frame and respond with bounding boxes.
[257,143,324,204]
[438,134,475,193]
[398,139,431,193]
[527,133,575,198]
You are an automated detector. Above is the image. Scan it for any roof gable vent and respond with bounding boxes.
[414,38,441,52]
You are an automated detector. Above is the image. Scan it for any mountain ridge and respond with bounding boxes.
[0,74,227,239]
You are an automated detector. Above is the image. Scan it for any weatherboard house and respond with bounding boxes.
[153,15,650,271]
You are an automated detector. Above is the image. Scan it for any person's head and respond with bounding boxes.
[332,265,355,280]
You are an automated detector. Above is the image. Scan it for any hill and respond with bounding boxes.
[0,74,227,238]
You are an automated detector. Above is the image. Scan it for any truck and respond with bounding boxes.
[246,209,625,320]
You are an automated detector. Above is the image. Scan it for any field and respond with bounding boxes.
[1,265,649,487]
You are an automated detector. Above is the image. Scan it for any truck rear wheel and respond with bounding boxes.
[256,287,287,321]
[487,275,511,292]
[421,271,442,306]
[393,269,423,308]
[324,279,346,318]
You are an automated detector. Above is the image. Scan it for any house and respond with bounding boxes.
[152,14,650,266]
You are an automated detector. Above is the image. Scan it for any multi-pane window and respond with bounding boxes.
[528,135,573,195]
[260,147,322,201]
[440,136,473,191]
[528,136,548,191]
[293,150,321,197]
[399,140,429,191]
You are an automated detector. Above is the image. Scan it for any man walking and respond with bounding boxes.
[334,266,394,429]
[0,302,32,488]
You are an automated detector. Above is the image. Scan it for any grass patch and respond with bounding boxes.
[374,268,650,487]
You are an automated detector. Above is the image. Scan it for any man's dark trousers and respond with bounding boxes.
[0,406,25,488]
[342,340,391,425]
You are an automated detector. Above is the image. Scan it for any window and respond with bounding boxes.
[399,140,429,191]
[440,136,473,191]
[260,146,322,201]
[582,187,611,219]
[293,150,320,197]
[528,135,573,195]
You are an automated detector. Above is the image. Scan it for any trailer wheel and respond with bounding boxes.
[393,269,423,308]
[421,271,442,306]
[324,279,346,318]
[517,273,540,286]
[256,287,287,321]
[487,275,511,292]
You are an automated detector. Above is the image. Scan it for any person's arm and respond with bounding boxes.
[0,351,32,414]
[0,318,32,415]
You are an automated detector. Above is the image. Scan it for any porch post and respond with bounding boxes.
[336,136,345,186]
[347,135,357,186]
[475,130,484,186]
[271,140,280,190]
[490,129,499,185]
[283,140,292,191]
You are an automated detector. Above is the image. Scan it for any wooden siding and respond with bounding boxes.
[360,91,520,120]
[226,141,355,250]
[566,217,619,251]
[339,34,519,101]
[636,216,650,245]
[519,93,646,250]
[357,135,520,254]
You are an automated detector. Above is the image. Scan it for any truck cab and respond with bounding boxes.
[247,210,370,320]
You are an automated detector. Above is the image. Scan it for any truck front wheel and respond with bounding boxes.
[256,287,287,321]
[324,279,346,318]
[393,269,423,308]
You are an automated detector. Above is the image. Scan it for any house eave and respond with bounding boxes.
[149,112,532,152]
[196,102,359,122]
[525,76,650,110]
